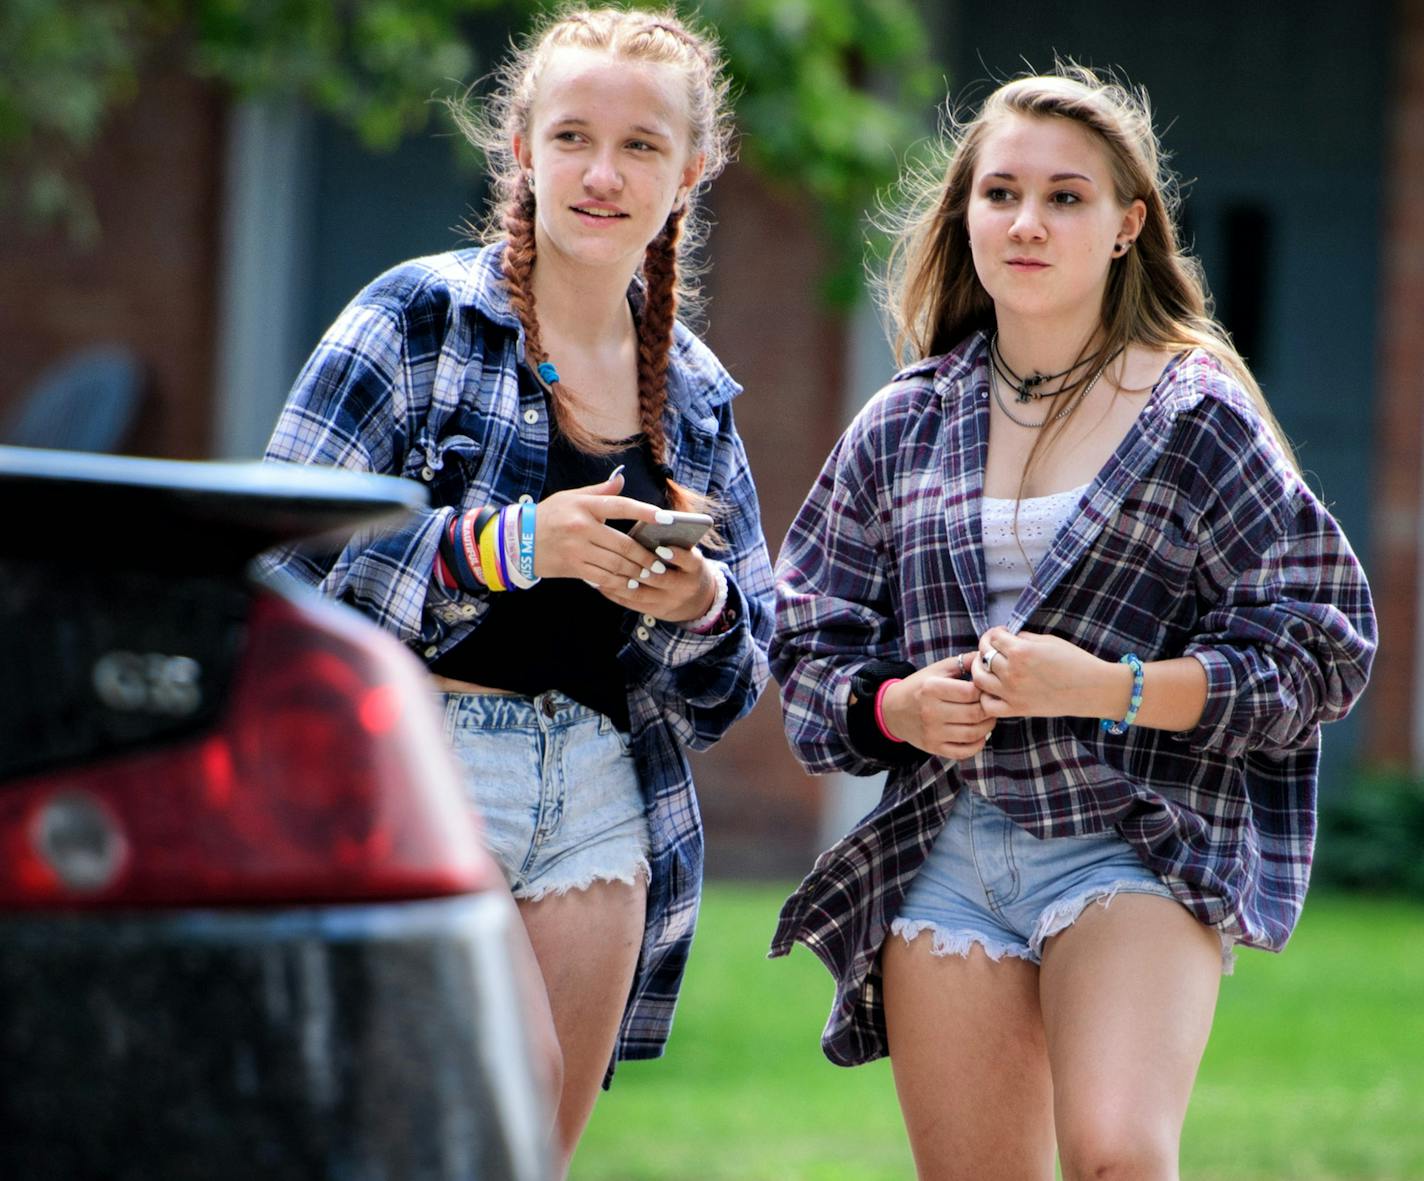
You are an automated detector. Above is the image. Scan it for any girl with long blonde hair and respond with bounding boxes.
[771,67,1374,1180]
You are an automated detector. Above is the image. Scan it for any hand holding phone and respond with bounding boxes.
[627,510,714,553]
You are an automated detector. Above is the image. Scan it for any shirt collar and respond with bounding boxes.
[931,329,990,396]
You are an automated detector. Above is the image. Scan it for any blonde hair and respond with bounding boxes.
[879,64,1295,470]
[452,7,733,519]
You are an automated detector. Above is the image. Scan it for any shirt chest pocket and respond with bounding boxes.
[404,430,484,507]
[1089,502,1202,629]
[401,342,507,507]
[1100,501,1197,568]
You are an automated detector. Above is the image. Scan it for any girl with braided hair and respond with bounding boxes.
[262,7,772,1171]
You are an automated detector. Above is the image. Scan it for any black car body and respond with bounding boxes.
[0,446,548,1180]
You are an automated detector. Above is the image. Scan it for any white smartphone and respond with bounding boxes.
[627,511,714,551]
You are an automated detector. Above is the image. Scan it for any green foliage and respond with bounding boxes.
[1,0,937,301]
[701,0,939,302]
[0,0,144,241]
[1314,769,1424,898]
[0,0,494,241]
[184,0,481,149]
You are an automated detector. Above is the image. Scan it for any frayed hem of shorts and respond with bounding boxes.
[888,918,1035,963]
[514,858,650,904]
[1032,883,1238,974]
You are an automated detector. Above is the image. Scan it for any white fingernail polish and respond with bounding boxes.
[640,568,651,579]
[655,509,675,525]
[582,579,599,588]
[609,464,625,480]
[655,546,674,560]
[651,560,667,575]
[627,579,640,590]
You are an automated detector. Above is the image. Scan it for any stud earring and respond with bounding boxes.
[526,172,536,193]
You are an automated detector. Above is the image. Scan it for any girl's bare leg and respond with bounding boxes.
[518,877,647,1178]
[882,936,1056,1181]
[1039,893,1222,1181]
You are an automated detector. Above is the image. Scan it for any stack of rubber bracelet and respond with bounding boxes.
[436,503,539,592]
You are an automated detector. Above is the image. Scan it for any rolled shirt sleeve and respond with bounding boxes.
[1172,405,1376,759]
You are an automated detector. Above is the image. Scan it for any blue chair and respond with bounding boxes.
[2,347,147,453]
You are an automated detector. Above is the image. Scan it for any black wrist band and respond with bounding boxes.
[847,659,924,766]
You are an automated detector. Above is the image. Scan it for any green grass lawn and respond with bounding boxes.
[575,887,1424,1180]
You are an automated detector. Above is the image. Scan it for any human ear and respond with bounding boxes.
[1118,198,1147,246]
[513,132,532,172]
[675,152,706,210]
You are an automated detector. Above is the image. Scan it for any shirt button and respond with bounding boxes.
[641,614,656,627]
[517,494,534,504]
[635,626,651,642]
[458,604,477,618]
[523,409,539,425]
[423,644,438,659]
[420,465,434,481]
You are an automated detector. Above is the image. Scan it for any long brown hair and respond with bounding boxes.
[878,64,1296,476]
[452,6,734,515]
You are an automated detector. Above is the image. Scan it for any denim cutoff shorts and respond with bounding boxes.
[891,788,1230,968]
[439,689,650,901]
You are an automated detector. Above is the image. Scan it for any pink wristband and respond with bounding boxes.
[873,677,904,743]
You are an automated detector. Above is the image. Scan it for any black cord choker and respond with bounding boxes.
[990,334,1095,404]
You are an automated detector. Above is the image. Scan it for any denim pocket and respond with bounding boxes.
[596,711,635,755]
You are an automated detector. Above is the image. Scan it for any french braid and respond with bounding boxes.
[499,174,614,454]
[637,208,723,532]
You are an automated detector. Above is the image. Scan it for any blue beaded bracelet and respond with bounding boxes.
[1100,653,1144,735]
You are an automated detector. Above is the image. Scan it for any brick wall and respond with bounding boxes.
[1368,0,1424,766]
[693,164,849,877]
[0,72,223,459]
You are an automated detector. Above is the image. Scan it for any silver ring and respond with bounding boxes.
[982,648,998,674]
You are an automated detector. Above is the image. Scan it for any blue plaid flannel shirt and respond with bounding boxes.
[769,333,1376,1068]
[261,242,774,1069]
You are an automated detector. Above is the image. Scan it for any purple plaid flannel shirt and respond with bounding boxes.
[769,333,1376,1068]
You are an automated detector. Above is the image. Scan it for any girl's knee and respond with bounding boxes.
[1057,1113,1178,1181]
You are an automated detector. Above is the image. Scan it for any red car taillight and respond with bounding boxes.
[0,588,499,907]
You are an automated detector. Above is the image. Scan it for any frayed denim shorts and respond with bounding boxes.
[891,788,1229,967]
[439,689,650,902]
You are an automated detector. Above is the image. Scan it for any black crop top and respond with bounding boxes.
[430,394,669,731]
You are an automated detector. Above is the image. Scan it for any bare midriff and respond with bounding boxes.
[431,674,519,696]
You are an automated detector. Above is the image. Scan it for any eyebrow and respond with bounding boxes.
[550,116,672,140]
[984,170,1096,184]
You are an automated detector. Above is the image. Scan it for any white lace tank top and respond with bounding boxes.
[982,484,1090,629]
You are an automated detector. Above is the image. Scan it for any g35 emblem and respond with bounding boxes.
[92,652,203,717]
